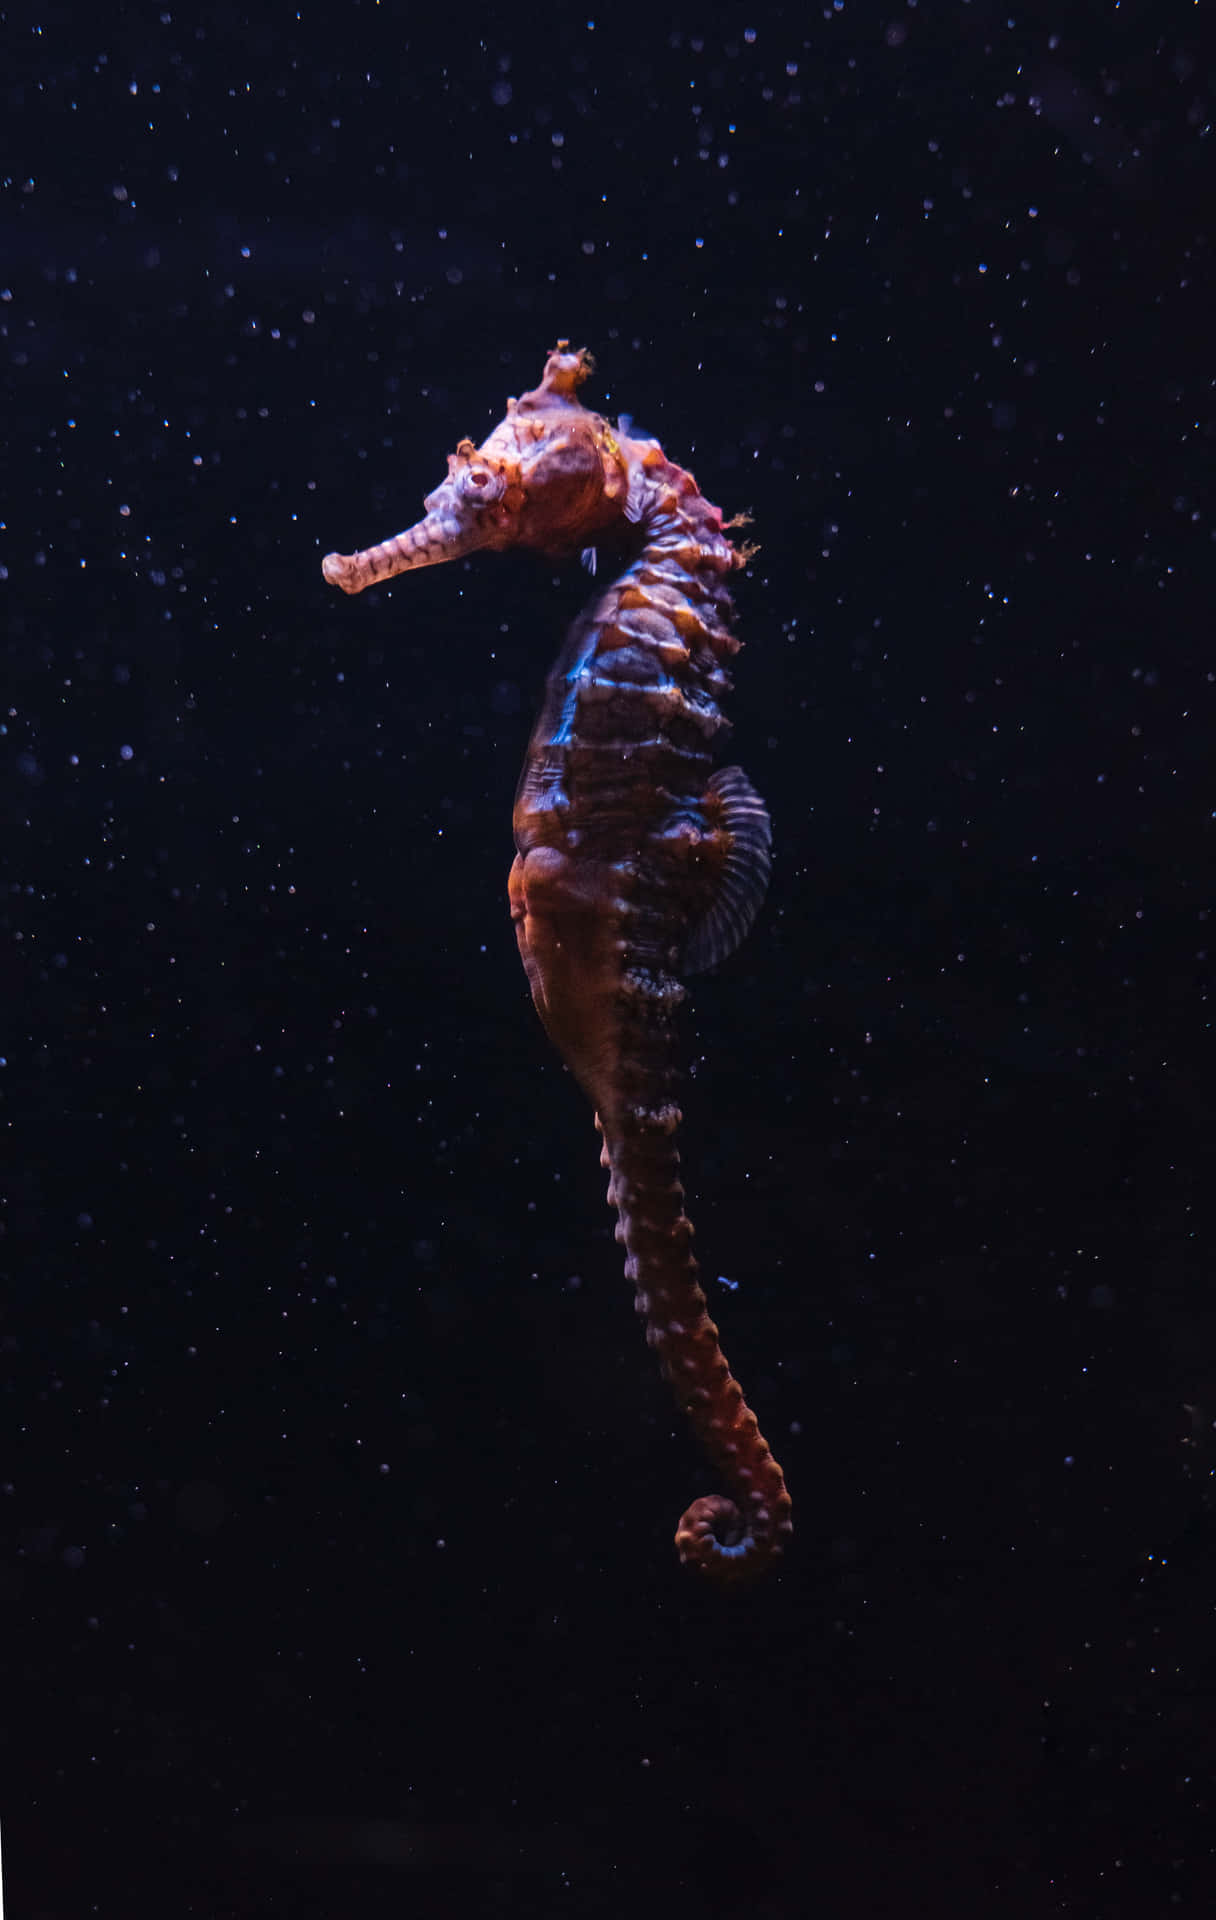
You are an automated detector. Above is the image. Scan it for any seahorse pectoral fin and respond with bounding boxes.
[623,465,648,524]
[682,765,773,974]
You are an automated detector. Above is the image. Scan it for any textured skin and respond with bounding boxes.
[323,346,792,1581]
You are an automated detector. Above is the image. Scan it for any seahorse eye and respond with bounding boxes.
[459,464,505,507]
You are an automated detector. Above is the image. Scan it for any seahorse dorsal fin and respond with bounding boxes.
[683,766,773,974]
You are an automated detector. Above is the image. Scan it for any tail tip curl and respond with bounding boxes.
[675,1493,792,1585]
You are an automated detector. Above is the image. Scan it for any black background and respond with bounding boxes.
[3,2,1213,1914]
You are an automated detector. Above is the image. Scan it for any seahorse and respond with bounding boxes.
[322,344,792,1582]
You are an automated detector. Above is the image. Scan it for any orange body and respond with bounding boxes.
[324,346,791,1581]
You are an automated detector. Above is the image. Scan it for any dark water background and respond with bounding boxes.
[3,4,1213,1914]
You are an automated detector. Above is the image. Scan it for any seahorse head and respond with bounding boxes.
[322,343,642,595]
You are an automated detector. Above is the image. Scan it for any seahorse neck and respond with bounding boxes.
[625,446,742,585]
